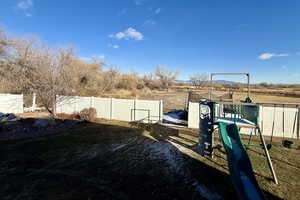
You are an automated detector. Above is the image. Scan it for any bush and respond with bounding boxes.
[79,108,97,121]
[116,72,144,90]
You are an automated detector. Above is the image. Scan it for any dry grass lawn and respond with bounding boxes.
[1,118,299,199]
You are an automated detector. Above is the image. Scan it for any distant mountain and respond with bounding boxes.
[176,80,240,84]
[213,80,240,84]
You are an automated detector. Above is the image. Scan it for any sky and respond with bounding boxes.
[0,0,300,84]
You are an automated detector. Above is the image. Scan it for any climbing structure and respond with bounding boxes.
[198,99,278,199]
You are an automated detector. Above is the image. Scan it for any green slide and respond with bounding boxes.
[218,122,266,200]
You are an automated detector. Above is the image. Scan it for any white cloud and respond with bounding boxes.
[258,53,274,60]
[144,19,156,26]
[134,0,144,5]
[155,8,161,14]
[25,12,32,17]
[277,53,289,57]
[108,44,120,49]
[17,0,33,10]
[118,8,127,16]
[109,27,144,41]
[258,52,289,60]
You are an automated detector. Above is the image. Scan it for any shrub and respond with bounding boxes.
[116,72,144,90]
[79,108,97,121]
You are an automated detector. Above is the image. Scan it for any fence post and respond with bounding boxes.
[31,93,36,112]
[21,94,24,113]
[55,95,58,114]
[75,96,79,113]
[259,105,264,134]
[297,106,300,139]
[110,98,113,120]
[134,99,137,121]
[160,100,163,123]
[91,96,95,108]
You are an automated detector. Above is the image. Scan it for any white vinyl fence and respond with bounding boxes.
[188,102,300,139]
[188,102,200,129]
[56,96,163,123]
[0,94,24,114]
[260,106,299,139]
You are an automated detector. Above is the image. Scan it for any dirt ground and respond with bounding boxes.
[143,90,300,113]
[143,91,189,112]
[232,92,300,103]
[1,118,299,200]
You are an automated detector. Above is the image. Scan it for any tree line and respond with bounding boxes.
[0,28,181,113]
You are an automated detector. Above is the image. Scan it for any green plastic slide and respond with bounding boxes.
[218,122,266,200]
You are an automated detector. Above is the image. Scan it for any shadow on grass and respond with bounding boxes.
[0,118,282,200]
[145,123,283,200]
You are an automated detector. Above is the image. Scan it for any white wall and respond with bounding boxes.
[135,99,163,123]
[188,102,200,128]
[93,98,111,119]
[188,102,300,138]
[56,96,77,114]
[261,106,299,138]
[0,94,23,114]
[56,95,162,123]
[111,99,135,121]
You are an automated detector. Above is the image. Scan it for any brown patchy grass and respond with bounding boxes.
[232,92,300,103]
[0,118,299,199]
[212,133,300,200]
[141,90,188,112]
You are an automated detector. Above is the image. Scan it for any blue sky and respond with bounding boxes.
[1,0,300,83]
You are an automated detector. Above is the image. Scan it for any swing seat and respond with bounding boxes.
[282,140,294,149]
[266,144,272,150]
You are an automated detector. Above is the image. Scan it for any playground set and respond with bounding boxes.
[197,73,298,200]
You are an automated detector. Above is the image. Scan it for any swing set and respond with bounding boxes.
[263,103,299,149]
[199,73,300,186]
[200,73,278,184]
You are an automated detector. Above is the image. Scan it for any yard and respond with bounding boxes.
[1,118,300,200]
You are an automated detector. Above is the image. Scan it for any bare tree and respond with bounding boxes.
[190,73,208,89]
[143,72,160,90]
[154,66,178,91]
[100,66,120,92]
[0,28,8,58]
[0,33,75,114]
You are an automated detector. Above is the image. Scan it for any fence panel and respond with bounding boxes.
[56,96,77,114]
[187,101,300,138]
[0,94,23,114]
[188,102,200,128]
[111,99,135,121]
[261,106,298,138]
[56,95,163,123]
[135,99,162,123]
[76,96,92,113]
[94,98,111,119]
